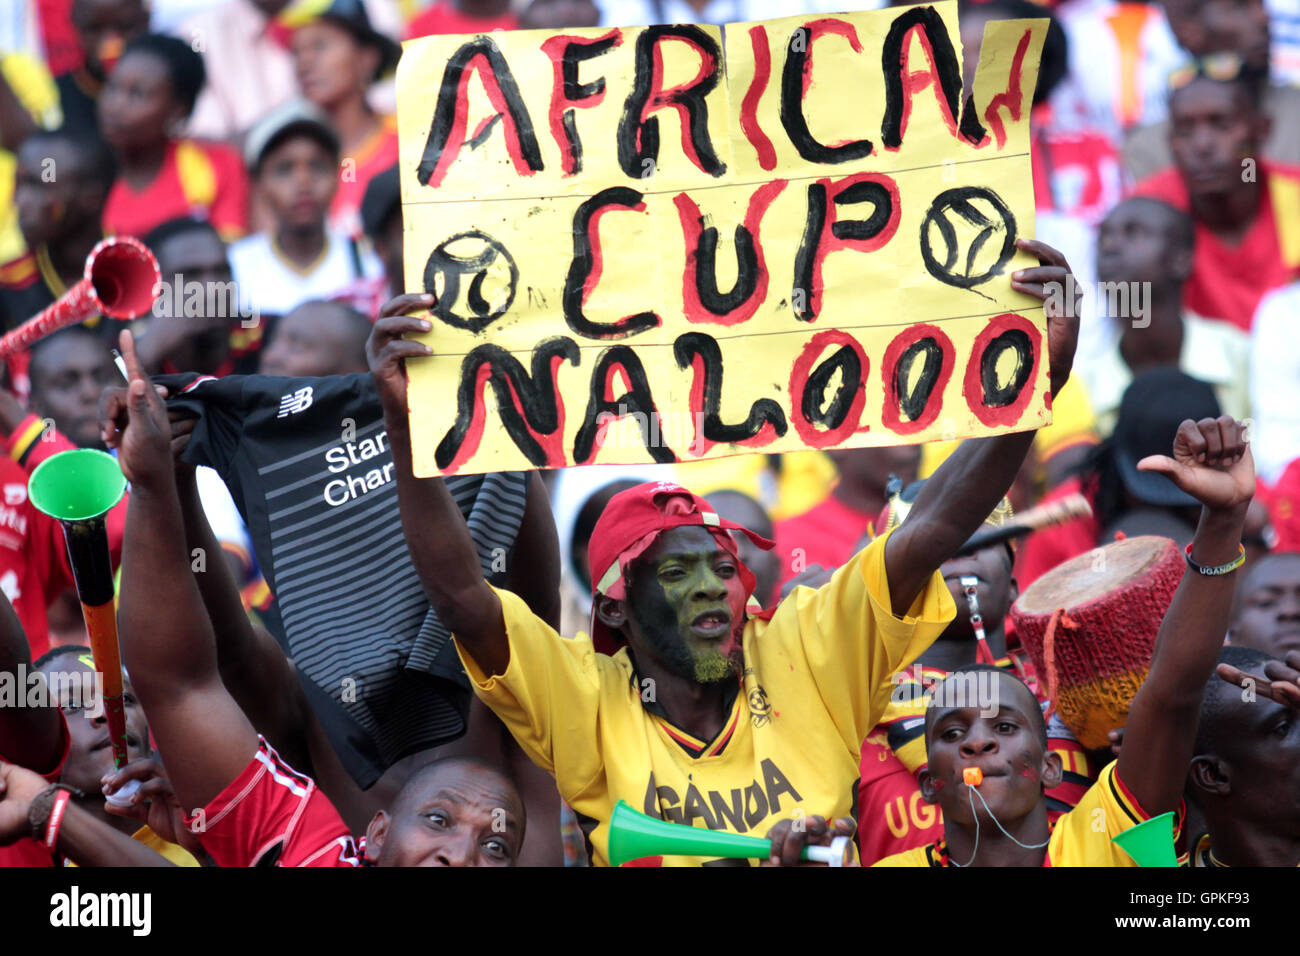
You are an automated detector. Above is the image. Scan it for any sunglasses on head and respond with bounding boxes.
[1167,52,1247,91]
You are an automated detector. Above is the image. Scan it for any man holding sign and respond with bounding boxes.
[394,4,1059,477]
[367,231,1079,866]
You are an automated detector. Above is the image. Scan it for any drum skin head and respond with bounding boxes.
[1010,536,1184,750]
[1015,536,1178,615]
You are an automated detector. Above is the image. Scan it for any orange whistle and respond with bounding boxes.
[963,767,983,786]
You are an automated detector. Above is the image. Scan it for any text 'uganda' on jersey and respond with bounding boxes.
[455,529,955,867]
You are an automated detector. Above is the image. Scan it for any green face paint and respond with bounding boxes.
[626,528,747,686]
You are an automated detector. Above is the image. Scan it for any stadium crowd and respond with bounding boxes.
[0,0,1298,869]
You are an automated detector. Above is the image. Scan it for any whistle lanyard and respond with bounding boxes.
[960,575,997,667]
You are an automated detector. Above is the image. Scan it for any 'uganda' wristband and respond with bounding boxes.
[1184,543,1246,577]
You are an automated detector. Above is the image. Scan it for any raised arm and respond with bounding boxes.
[103,330,260,814]
[368,295,509,676]
[171,458,314,771]
[0,762,175,866]
[883,239,1080,613]
[1117,417,1254,816]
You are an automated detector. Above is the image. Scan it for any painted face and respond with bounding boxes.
[369,761,524,867]
[625,526,748,684]
[921,672,1054,827]
[38,654,149,795]
[1231,555,1300,657]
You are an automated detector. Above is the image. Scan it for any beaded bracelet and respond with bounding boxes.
[1184,542,1246,576]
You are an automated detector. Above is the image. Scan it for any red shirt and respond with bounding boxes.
[773,494,877,590]
[405,2,517,39]
[330,119,399,239]
[1032,122,1122,228]
[1015,476,1101,591]
[0,416,128,660]
[36,0,82,76]
[103,140,249,242]
[188,737,365,867]
[1261,459,1300,553]
[1133,162,1300,331]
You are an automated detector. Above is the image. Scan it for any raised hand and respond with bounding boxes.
[102,755,204,856]
[99,330,174,490]
[367,294,435,423]
[1011,238,1080,399]
[0,762,50,846]
[1218,650,1300,709]
[1136,417,1255,514]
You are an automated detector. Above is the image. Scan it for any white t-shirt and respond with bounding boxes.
[1082,312,1253,439]
[196,465,254,574]
[1250,281,1300,484]
[1269,0,1300,86]
[228,231,382,319]
[1050,0,1185,143]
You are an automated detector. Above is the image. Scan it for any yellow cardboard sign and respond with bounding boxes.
[396,3,1049,476]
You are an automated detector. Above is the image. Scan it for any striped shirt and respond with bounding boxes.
[160,372,530,787]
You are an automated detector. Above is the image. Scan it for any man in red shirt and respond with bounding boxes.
[1133,67,1300,332]
[101,331,527,867]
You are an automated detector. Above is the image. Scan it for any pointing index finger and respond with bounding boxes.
[118,329,146,384]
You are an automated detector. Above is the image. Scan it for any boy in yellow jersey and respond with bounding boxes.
[368,240,1084,867]
[870,415,1255,866]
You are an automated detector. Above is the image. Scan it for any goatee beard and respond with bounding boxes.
[692,646,742,684]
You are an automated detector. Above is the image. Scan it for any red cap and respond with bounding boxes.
[587,481,774,656]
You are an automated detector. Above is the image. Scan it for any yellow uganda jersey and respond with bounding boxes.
[872,763,1172,867]
[66,825,201,867]
[456,531,954,867]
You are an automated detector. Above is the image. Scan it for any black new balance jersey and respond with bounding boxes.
[160,372,529,787]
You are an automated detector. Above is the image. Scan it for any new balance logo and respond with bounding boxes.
[277,386,314,418]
